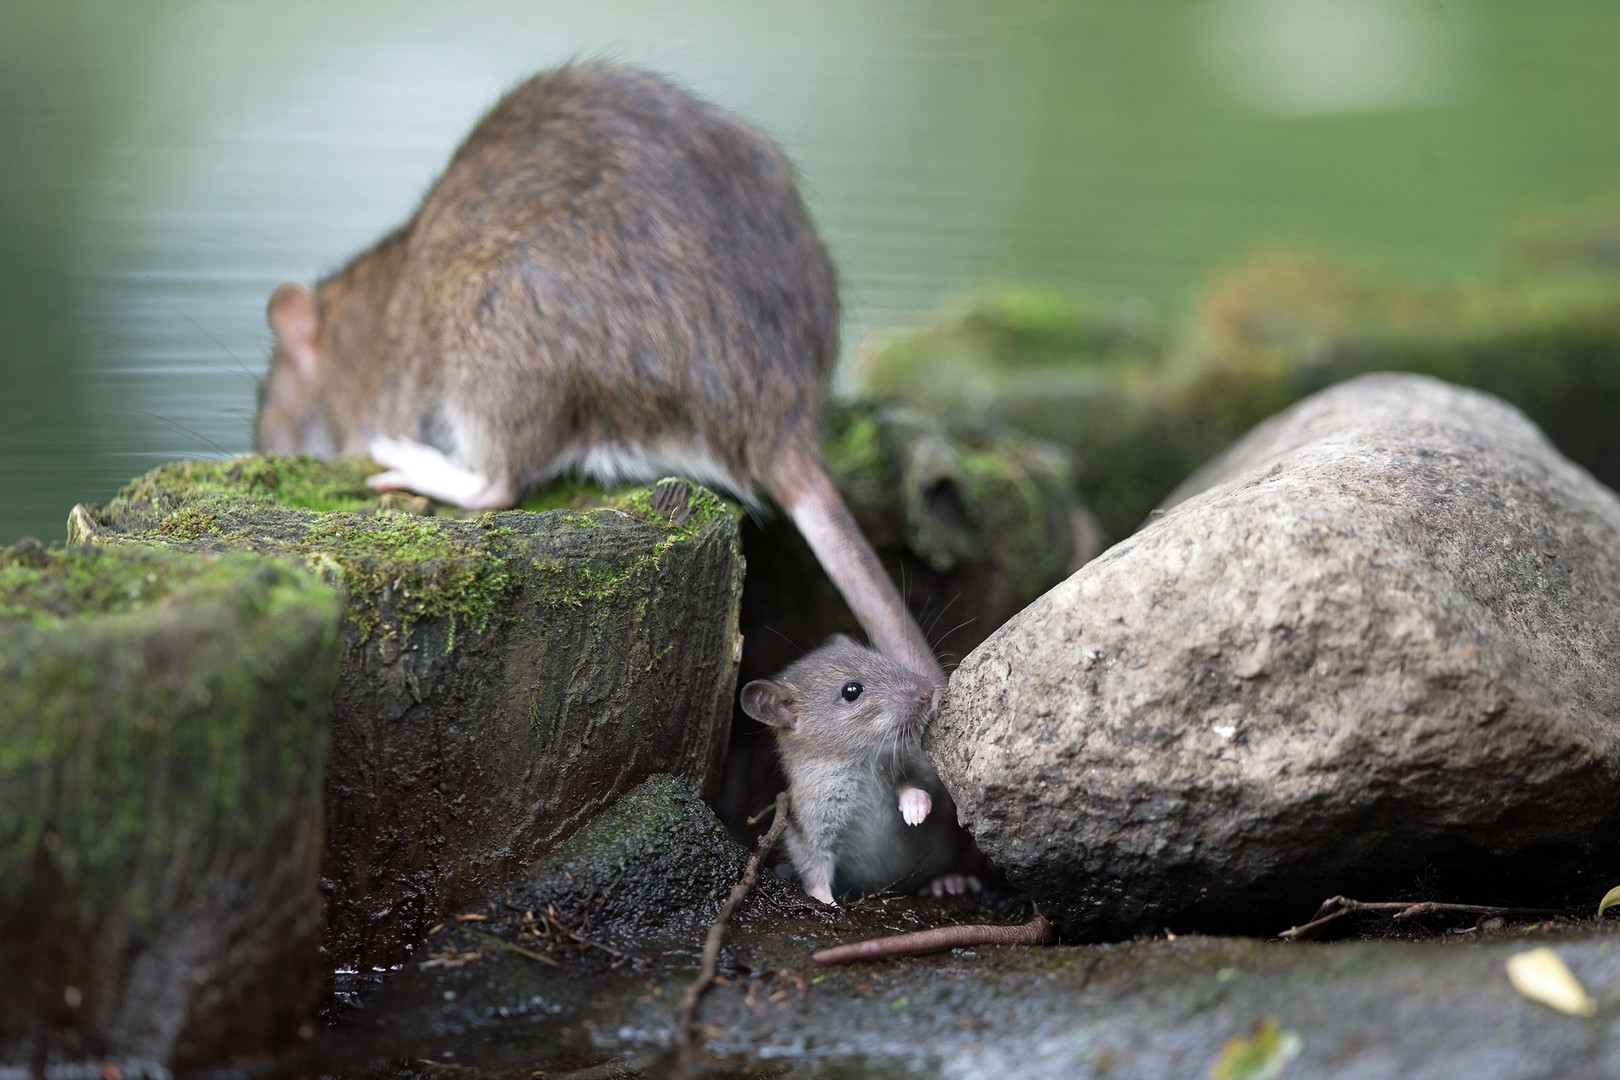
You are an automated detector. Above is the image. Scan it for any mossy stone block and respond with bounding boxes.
[1193,252,1620,497]
[857,257,1620,538]
[854,287,1185,540]
[0,540,340,1067]
[68,459,744,973]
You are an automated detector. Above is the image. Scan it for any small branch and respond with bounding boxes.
[1279,895,1564,942]
[670,790,790,1075]
[812,915,1054,965]
[554,920,641,965]
[456,926,560,966]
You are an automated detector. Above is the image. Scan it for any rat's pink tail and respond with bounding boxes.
[772,460,945,686]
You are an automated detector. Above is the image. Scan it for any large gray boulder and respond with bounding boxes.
[932,374,1620,939]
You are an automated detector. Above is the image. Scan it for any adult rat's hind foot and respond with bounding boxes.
[921,873,983,898]
[367,435,514,510]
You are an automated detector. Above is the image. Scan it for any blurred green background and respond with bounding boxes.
[4,0,1620,544]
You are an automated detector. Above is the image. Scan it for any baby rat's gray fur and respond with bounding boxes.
[740,635,965,904]
[255,63,941,682]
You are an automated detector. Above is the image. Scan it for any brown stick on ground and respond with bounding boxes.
[1279,895,1564,942]
[812,914,1055,965]
[670,791,791,1074]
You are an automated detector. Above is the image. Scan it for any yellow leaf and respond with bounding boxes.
[1505,947,1598,1017]
[1598,886,1620,917]
[1210,1018,1304,1080]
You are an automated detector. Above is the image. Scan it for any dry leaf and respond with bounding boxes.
[1598,886,1620,917]
[1210,1017,1303,1080]
[1505,947,1598,1017]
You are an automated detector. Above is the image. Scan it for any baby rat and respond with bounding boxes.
[255,64,941,683]
[740,634,969,904]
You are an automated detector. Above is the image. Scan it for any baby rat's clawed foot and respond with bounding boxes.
[802,869,836,906]
[367,436,514,509]
[897,785,932,826]
[921,873,983,898]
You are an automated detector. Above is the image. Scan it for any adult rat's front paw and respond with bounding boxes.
[898,787,932,826]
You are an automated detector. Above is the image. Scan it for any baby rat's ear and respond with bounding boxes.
[268,283,320,381]
[823,633,857,650]
[740,679,798,729]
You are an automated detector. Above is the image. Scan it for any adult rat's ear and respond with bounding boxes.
[740,679,798,729]
[268,283,320,381]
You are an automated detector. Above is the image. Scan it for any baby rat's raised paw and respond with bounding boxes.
[898,785,932,826]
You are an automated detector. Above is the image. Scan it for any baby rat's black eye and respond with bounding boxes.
[841,681,863,702]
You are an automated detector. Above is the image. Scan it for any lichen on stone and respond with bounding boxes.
[73,456,737,650]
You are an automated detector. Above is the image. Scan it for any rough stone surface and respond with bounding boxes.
[0,540,340,1067]
[494,773,761,953]
[722,400,1101,841]
[932,374,1620,939]
[69,459,745,972]
[332,886,1620,1080]
[382,773,792,985]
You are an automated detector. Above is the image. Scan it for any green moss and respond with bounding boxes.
[1191,252,1620,496]
[954,437,1074,599]
[608,480,737,538]
[511,480,737,612]
[81,460,739,650]
[116,455,384,514]
[514,478,611,513]
[293,511,516,647]
[857,241,1620,537]
[0,540,256,625]
[0,544,339,900]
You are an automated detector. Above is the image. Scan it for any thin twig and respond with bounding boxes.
[812,915,1054,965]
[745,800,779,828]
[842,849,935,909]
[670,790,790,1075]
[554,920,641,964]
[1279,895,1564,942]
[456,926,560,966]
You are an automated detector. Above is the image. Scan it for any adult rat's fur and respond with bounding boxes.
[256,64,940,682]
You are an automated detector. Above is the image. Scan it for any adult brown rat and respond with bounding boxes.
[255,63,941,683]
[740,634,972,904]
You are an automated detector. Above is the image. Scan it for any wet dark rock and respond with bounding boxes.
[0,541,341,1067]
[329,772,1039,1076]
[933,374,1620,940]
[330,768,1620,1079]
[332,898,1620,1079]
[69,459,745,972]
[492,773,770,953]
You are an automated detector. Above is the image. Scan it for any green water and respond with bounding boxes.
[4,0,1619,543]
